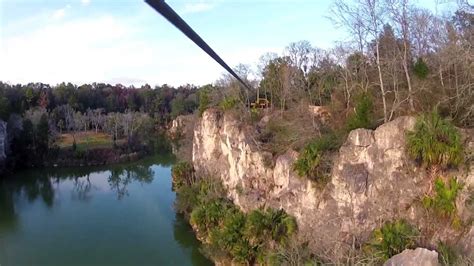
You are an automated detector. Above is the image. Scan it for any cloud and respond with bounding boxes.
[52,5,71,20]
[182,2,215,14]
[0,3,271,87]
[81,0,91,6]
[52,8,66,19]
[0,12,226,86]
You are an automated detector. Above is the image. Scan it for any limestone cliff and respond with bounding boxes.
[169,114,196,162]
[191,108,473,259]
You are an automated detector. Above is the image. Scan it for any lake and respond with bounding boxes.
[0,154,212,266]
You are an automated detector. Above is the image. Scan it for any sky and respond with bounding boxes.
[0,0,458,87]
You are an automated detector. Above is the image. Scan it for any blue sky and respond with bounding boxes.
[0,0,455,87]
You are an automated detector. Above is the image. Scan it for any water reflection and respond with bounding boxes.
[0,183,18,233]
[72,175,93,202]
[173,213,211,265]
[0,153,213,265]
[108,164,154,199]
[0,154,174,232]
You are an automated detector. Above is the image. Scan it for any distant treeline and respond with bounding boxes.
[0,82,206,174]
[0,82,203,125]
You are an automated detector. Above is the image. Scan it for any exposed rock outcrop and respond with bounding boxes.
[384,248,439,266]
[169,115,196,162]
[191,108,473,259]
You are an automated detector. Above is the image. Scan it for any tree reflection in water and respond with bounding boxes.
[108,162,154,200]
[72,174,93,202]
[0,154,174,233]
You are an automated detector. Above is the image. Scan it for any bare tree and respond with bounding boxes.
[58,104,76,145]
[105,112,121,146]
[88,108,105,133]
[332,0,389,122]
[386,0,416,112]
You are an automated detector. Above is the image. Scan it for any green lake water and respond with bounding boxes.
[0,154,212,266]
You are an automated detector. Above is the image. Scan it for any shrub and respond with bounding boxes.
[175,172,298,263]
[250,107,261,123]
[346,93,374,131]
[174,176,225,216]
[422,177,462,218]
[407,112,463,168]
[190,199,233,234]
[244,208,297,246]
[266,208,298,245]
[219,97,239,111]
[437,242,458,266]
[293,133,340,182]
[366,220,418,261]
[171,161,194,190]
[174,183,200,215]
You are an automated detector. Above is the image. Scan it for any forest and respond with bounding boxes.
[0,81,201,172]
[206,4,472,129]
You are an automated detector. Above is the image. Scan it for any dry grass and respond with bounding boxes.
[57,131,123,150]
[255,103,325,155]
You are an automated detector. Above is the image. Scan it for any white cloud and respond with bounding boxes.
[0,5,272,87]
[52,8,66,19]
[0,13,227,86]
[81,0,91,6]
[52,5,71,20]
[182,2,215,14]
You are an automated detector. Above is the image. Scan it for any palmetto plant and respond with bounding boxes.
[406,112,463,168]
[366,220,418,261]
[423,177,462,218]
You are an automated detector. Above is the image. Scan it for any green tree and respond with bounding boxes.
[36,114,49,156]
[0,96,10,120]
[198,87,211,117]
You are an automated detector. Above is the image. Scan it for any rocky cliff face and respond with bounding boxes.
[169,114,196,162]
[191,109,473,259]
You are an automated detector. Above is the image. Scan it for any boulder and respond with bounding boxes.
[384,248,439,266]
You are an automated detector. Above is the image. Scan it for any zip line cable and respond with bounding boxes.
[145,0,252,90]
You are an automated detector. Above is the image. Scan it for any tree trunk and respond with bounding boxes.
[376,41,388,122]
[403,42,415,112]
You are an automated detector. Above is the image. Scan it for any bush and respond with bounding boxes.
[293,133,340,182]
[171,161,194,190]
[174,183,200,215]
[250,107,262,123]
[422,177,462,218]
[346,93,374,131]
[437,242,458,266]
[265,208,298,245]
[407,112,463,168]
[365,220,418,261]
[244,208,297,246]
[191,199,233,235]
[219,97,239,111]
[174,176,225,216]
[175,172,298,263]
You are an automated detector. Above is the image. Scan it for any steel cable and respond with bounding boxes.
[145,0,252,90]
